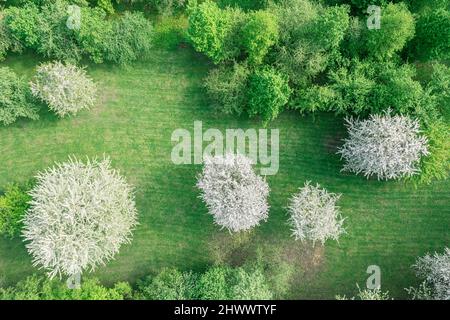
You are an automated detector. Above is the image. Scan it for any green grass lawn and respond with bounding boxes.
[0,49,448,299]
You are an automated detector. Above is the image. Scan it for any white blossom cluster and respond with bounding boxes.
[287,182,345,245]
[337,113,429,180]
[30,61,96,117]
[22,157,138,278]
[197,153,270,233]
[412,248,450,300]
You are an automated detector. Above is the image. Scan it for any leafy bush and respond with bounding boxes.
[337,113,429,180]
[105,11,153,65]
[230,267,273,300]
[0,275,132,300]
[197,153,270,233]
[412,120,450,185]
[364,3,415,60]
[204,61,250,115]
[287,182,345,245]
[0,183,32,239]
[196,266,229,299]
[3,3,40,49]
[75,7,112,64]
[242,10,278,65]
[0,67,39,125]
[274,0,349,87]
[22,157,138,278]
[152,15,188,50]
[30,61,96,118]
[136,265,273,300]
[187,0,246,64]
[35,0,83,63]
[410,8,450,61]
[247,67,291,123]
[137,268,197,300]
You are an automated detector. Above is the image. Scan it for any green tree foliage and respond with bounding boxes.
[0,275,132,300]
[136,265,274,300]
[187,0,246,64]
[105,11,153,65]
[413,120,450,185]
[96,0,115,15]
[230,267,273,300]
[75,7,112,64]
[0,12,22,61]
[242,10,278,65]
[364,3,415,60]
[326,60,431,117]
[0,67,39,126]
[35,0,83,62]
[196,266,229,299]
[247,67,291,123]
[0,183,32,239]
[275,0,350,87]
[204,61,250,115]
[411,8,450,61]
[3,3,40,49]
[136,268,197,299]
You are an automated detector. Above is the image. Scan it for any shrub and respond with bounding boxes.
[0,275,132,300]
[35,0,83,63]
[136,268,196,300]
[242,10,278,65]
[0,183,32,239]
[75,7,112,64]
[364,3,415,60]
[0,67,39,125]
[152,15,188,50]
[196,266,229,300]
[275,0,349,86]
[247,67,291,123]
[337,113,429,180]
[230,267,273,300]
[410,248,450,300]
[197,153,270,233]
[217,0,269,11]
[412,120,450,185]
[30,61,96,117]
[3,3,40,49]
[287,182,345,245]
[204,61,250,115]
[105,11,153,65]
[411,8,450,61]
[187,0,246,64]
[22,157,138,278]
[96,0,115,15]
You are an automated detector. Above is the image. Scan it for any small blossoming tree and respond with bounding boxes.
[407,248,450,300]
[197,153,270,232]
[337,113,429,180]
[30,61,96,117]
[22,157,138,278]
[287,182,345,245]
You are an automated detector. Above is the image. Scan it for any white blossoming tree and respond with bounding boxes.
[337,113,429,180]
[196,153,270,233]
[407,248,450,300]
[30,61,96,117]
[287,182,345,245]
[22,157,138,279]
